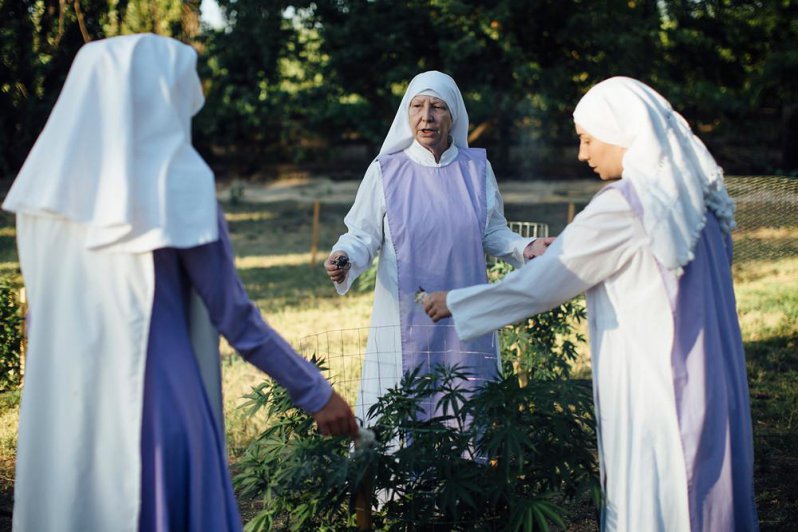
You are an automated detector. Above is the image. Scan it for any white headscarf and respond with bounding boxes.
[2,33,218,252]
[573,76,735,273]
[379,70,470,156]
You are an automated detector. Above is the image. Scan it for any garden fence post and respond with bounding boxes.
[354,481,372,531]
[310,200,320,265]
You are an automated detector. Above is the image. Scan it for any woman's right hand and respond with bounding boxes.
[325,251,351,284]
[312,390,359,438]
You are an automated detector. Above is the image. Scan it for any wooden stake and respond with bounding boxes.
[354,484,372,530]
[567,202,576,223]
[310,200,320,265]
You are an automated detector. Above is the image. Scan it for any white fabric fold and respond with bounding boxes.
[2,33,217,252]
[573,76,735,273]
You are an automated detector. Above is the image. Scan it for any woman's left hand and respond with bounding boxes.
[423,291,452,322]
[523,237,556,260]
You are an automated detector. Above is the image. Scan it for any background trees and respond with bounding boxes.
[2,0,797,179]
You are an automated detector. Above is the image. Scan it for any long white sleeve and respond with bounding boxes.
[448,189,643,340]
[482,161,533,268]
[330,159,386,294]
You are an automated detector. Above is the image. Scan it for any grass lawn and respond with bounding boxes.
[0,182,796,529]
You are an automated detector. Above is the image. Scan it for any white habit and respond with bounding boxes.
[332,140,531,422]
[447,187,692,528]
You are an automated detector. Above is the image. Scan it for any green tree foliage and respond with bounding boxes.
[0,277,23,391]
[658,0,798,172]
[195,0,296,165]
[3,1,797,177]
[195,0,797,175]
[0,0,197,177]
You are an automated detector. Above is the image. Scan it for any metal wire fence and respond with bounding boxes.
[507,221,549,238]
[301,177,798,409]
[297,324,497,425]
[726,176,798,263]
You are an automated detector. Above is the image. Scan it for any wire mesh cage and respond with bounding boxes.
[293,323,593,531]
[297,324,499,425]
[725,176,798,263]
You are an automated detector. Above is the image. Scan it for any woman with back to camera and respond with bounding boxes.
[3,33,357,532]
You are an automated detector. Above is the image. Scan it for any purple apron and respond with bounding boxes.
[379,148,498,419]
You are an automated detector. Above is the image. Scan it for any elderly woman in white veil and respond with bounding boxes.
[3,34,356,532]
[325,71,551,424]
[424,77,759,531]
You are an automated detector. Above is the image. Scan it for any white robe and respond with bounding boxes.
[5,35,222,532]
[332,141,532,422]
[447,188,692,530]
[14,214,153,531]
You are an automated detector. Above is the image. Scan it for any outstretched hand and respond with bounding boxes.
[523,237,556,260]
[423,291,451,323]
[312,390,359,438]
[325,251,351,284]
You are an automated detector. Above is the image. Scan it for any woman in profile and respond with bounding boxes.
[425,77,759,531]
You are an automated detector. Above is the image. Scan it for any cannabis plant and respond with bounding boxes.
[235,260,597,530]
[235,350,597,530]
[0,276,23,391]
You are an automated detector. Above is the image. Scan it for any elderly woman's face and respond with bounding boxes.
[575,124,626,180]
[408,95,452,157]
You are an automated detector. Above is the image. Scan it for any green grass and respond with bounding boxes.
[0,192,796,529]
[733,257,798,530]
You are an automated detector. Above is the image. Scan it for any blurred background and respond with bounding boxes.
[1,0,797,182]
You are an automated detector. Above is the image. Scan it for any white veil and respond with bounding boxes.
[379,70,470,156]
[573,76,735,273]
[3,33,218,252]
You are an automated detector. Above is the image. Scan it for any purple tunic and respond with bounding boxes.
[379,148,498,418]
[138,207,332,531]
[614,180,758,530]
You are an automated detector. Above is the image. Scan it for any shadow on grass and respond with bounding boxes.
[222,200,350,259]
[238,262,339,312]
[746,335,798,531]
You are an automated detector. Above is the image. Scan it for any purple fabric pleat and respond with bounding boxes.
[380,148,497,418]
[672,214,759,531]
[139,207,332,531]
[612,180,759,531]
[139,248,242,532]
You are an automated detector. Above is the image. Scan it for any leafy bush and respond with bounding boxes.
[235,359,596,531]
[354,258,378,293]
[488,260,587,381]
[0,276,23,391]
[235,264,598,531]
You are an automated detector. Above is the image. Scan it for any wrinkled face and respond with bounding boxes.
[575,124,626,181]
[408,95,453,156]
